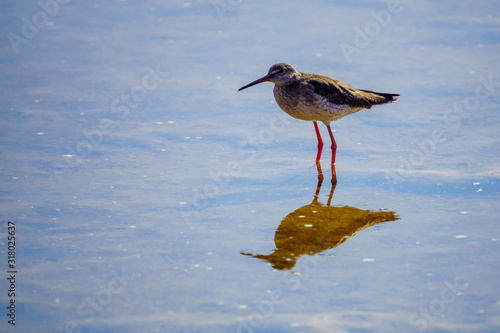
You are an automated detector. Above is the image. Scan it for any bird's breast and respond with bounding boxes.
[273,84,362,124]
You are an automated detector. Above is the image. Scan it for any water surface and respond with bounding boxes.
[1,1,499,332]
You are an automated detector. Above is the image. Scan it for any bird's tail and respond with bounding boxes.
[360,89,399,105]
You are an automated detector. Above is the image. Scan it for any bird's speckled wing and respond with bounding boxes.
[304,73,398,109]
[304,74,372,109]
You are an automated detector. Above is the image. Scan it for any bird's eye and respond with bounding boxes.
[278,68,285,74]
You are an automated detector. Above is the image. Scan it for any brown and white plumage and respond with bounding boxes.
[238,63,399,171]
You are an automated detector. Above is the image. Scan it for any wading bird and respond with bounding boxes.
[238,63,399,179]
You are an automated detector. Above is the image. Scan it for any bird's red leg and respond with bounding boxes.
[326,125,337,165]
[313,121,324,162]
[326,124,338,184]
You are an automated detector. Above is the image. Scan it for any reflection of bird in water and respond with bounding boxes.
[238,63,399,179]
[242,162,399,270]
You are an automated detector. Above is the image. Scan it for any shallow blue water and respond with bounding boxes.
[1,1,500,332]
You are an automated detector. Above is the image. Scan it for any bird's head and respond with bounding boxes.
[238,63,298,91]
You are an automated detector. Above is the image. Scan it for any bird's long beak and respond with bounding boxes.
[238,75,271,91]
